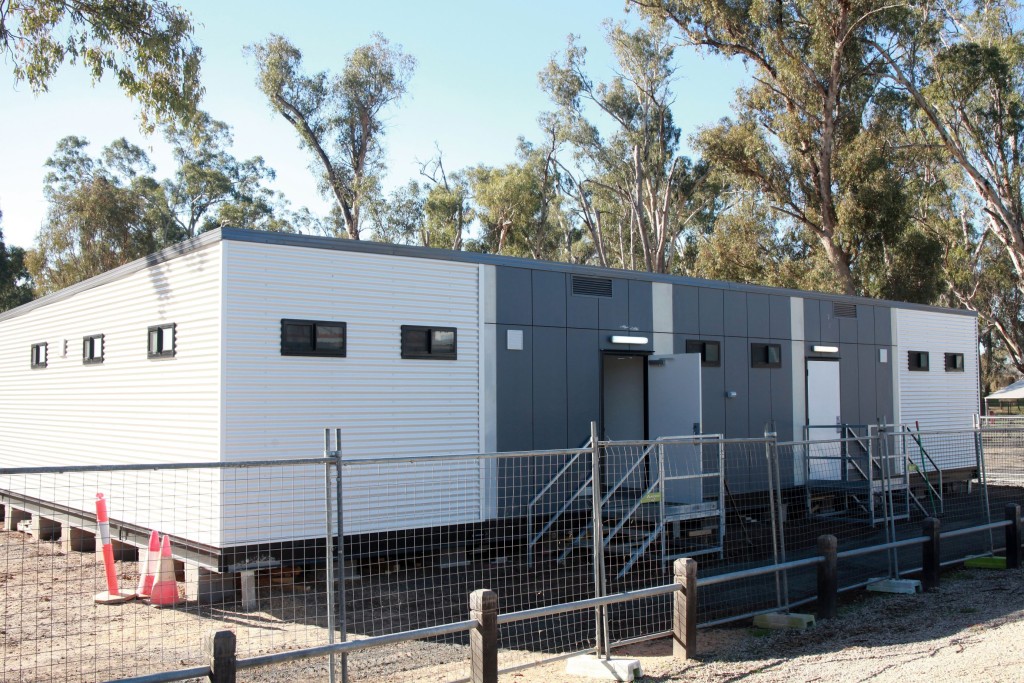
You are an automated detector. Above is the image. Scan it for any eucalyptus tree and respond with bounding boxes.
[0,208,33,312]
[247,34,415,239]
[1,0,202,129]
[540,21,715,274]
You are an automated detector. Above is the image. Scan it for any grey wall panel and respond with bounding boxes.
[699,288,724,336]
[674,285,700,334]
[804,299,821,342]
[769,296,791,339]
[858,344,877,425]
[676,333,724,435]
[747,346,773,437]
[857,305,876,344]
[724,291,748,337]
[628,280,654,332]
[747,294,770,338]
[567,328,601,447]
[496,324,534,517]
[532,326,568,449]
[874,306,892,345]
[839,316,858,344]
[599,278,629,330]
[875,346,894,424]
[820,300,839,342]
[533,270,567,327]
[496,267,533,325]
[839,347,860,424]
[723,337,749,438]
[770,340,795,449]
[567,290,599,329]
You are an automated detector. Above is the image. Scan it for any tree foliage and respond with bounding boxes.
[1,0,203,129]
[0,208,33,312]
[247,33,415,239]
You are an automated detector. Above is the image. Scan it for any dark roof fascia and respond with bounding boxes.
[0,227,977,323]
[0,231,223,324]
[220,228,977,318]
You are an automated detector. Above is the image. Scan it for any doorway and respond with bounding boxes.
[806,358,842,480]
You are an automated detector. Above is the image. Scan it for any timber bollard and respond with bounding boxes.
[922,517,941,591]
[816,534,838,620]
[205,630,237,683]
[673,558,697,660]
[470,589,498,683]
[1006,504,1022,570]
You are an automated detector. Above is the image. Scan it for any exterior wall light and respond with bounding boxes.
[610,335,649,345]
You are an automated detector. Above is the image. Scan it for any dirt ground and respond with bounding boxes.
[2,527,1023,682]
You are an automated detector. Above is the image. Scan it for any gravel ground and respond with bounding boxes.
[2,526,1022,682]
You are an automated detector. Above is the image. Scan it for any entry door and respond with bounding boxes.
[806,359,842,480]
[648,353,703,504]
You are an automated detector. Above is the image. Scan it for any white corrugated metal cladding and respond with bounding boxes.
[221,240,486,542]
[0,242,223,545]
[895,308,979,432]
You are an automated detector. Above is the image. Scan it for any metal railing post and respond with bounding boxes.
[334,429,348,683]
[205,630,237,683]
[816,535,838,620]
[922,517,941,591]
[672,558,697,660]
[1006,504,1021,570]
[589,421,606,658]
[469,589,498,683]
[323,430,337,683]
[764,432,783,610]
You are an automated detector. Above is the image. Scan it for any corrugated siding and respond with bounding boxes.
[895,308,979,437]
[0,243,223,545]
[221,241,484,542]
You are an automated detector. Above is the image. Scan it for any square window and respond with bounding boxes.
[751,343,782,368]
[909,351,929,371]
[945,352,965,372]
[31,342,47,369]
[280,319,347,357]
[401,325,457,360]
[82,334,104,364]
[147,323,176,359]
[685,339,721,367]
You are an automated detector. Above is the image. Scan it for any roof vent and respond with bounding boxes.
[832,302,857,319]
[572,275,613,298]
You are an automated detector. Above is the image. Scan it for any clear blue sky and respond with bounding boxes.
[0,1,748,249]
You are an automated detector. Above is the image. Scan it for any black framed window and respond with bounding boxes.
[945,352,965,372]
[148,323,176,359]
[751,343,782,369]
[908,350,929,372]
[31,342,47,369]
[401,325,457,360]
[685,339,721,367]
[82,334,104,364]
[280,319,347,357]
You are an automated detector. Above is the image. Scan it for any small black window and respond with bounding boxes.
[945,352,965,372]
[31,342,47,369]
[83,334,104,364]
[148,323,176,359]
[401,325,458,360]
[685,339,721,367]
[909,350,929,372]
[280,319,347,357]
[751,343,782,369]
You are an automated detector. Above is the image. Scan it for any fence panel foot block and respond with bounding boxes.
[565,655,642,681]
[752,613,816,630]
[867,578,922,594]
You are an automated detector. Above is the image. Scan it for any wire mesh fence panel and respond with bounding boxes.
[980,426,1024,520]
[338,447,597,682]
[0,459,337,683]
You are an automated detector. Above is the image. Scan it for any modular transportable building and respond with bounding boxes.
[0,228,981,578]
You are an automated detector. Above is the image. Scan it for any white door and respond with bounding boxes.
[806,359,842,480]
[648,353,703,504]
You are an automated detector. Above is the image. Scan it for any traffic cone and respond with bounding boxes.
[94,493,134,605]
[148,535,180,607]
[135,530,160,598]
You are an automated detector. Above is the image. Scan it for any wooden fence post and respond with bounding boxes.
[816,535,838,620]
[205,630,236,683]
[922,517,941,591]
[673,558,697,660]
[1006,504,1021,570]
[470,589,498,683]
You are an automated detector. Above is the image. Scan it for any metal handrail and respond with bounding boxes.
[525,438,593,568]
[599,442,658,507]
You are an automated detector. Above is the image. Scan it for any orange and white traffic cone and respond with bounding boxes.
[148,535,180,607]
[94,493,135,605]
[135,530,160,599]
